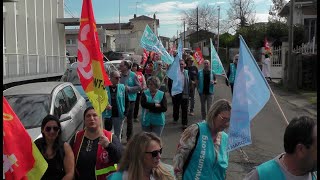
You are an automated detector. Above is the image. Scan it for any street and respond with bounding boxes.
[126,75,314,179]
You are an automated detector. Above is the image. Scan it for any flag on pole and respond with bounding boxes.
[140,24,173,65]
[77,0,112,116]
[227,35,270,152]
[210,38,226,80]
[193,47,204,66]
[3,97,48,180]
[167,38,183,96]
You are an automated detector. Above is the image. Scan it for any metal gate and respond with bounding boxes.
[270,47,283,78]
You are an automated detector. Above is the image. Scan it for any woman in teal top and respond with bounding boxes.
[140,76,167,137]
[173,99,232,180]
[107,132,175,180]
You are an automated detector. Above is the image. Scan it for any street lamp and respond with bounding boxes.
[118,0,121,51]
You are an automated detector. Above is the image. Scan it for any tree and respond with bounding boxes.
[268,0,287,22]
[227,0,256,30]
[181,4,218,32]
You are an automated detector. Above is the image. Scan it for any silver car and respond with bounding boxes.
[4,82,86,142]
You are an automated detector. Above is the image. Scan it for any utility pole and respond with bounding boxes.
[197,6,199,45]
[184,21,186,48]
[217,6,220,54]
[287,0,295,90]
[118,0,121,51]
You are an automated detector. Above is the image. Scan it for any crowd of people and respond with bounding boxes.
[36,51,317,180]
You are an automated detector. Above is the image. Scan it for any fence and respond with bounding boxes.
[3,53,67,83]
[293,37,317,54]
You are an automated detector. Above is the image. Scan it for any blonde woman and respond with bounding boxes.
[173,99,231,180]
[108,132,175,180]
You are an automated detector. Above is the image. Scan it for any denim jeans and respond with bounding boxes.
[199,94,214,120]
[141,125,164,137]
[112,117,124,140]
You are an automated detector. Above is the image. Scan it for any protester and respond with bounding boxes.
[171,60,190,130]
[132,62,147,123]
[152,60,168,92]
[103,70,129,139]
[70,107,123,180]
[35,115,74,180]
[119,60,141,141]
[244,116,317,180]
[173,99,231,180]
[226,54,239,94]
[107,132,175,180]
[262,54,272,82]
[142,55,154,80]
[140,76,168,137]
[197,60,217,120]
[185,56,198,116]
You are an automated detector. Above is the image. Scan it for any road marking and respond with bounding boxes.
[239,148,251,163]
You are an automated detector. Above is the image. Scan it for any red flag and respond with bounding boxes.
[193,47,204,65]
[77,0,112,115]
[169,44,176,56]
[141,49,148,66]
[3,97,47,180]
[264,37,272,56]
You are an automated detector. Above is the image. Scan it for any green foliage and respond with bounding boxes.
[219,33,237,48]
[293,24,304,47]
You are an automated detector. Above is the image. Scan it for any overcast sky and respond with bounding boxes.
[65,0,281,38]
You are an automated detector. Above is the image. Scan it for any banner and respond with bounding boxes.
[210,38,226,79]
[264,37,272,56]
[193,47,204,66]
[140,25,173,65]
[167,38,183,96]
[3,97,48,180]
[140,49,148,66]
[227,35,270,152]
[77,0,112,115]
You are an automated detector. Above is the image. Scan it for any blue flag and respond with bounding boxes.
[210,38,226,79]
[140,25,173,65]
[227,35,270,152]
[167,39,183,96]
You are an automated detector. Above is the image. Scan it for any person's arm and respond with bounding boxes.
[243,169,259,180]
[105,135,123,163]
[149,93,167,113]
[126,74,142,93]
[140,91,155,110]
[173,124,199,180]
[62,142,75,180]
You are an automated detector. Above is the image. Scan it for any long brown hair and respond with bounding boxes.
[118,132,174,180]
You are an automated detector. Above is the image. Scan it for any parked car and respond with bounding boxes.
[60,62,91,107]
[4,82,86,142]
[104,59,132,74]
[103,51,131,61]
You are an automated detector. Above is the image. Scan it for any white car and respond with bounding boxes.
[4,82,86,142]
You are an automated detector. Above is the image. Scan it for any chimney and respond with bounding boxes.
[134,14,136,18]
[153,13,156,20]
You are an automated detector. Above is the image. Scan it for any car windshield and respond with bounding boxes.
[5,94,51,129]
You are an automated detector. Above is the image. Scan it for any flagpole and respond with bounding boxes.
[239,35,289,125]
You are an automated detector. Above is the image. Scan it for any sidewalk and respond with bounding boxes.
[269,80,317,118]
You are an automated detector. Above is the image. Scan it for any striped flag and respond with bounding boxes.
[3,96,48,180]
[77,0,112,115]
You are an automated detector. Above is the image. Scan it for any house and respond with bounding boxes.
[159,36,170,50]
[178,28,196,49]
[3,0,67,86]
[186,30,216,56]
[279,0,317,44]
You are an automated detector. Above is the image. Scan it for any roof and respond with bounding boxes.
[57,18,80,26]
[4,82,68,95]
[159,36,170,41]
[129,15,160,25]
[279,0,317,16]
[96,23,134,30]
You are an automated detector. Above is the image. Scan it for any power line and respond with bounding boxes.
[64,3,75,18]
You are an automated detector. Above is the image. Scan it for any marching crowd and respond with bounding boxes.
[36,51,317,180]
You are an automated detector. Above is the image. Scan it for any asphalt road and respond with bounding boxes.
[123,75,314,180]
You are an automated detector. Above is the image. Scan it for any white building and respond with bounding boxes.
[3,0,67,85]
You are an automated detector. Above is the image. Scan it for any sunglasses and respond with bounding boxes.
[113,76,121,79]
[218,114,230,122]
[45,126,60,132]
[145,148,162,157]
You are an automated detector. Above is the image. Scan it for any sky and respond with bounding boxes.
[65,0,276,38]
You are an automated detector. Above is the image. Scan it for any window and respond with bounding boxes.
[54,91,70,119]
[63,85,77,108]
[66,38,77,45]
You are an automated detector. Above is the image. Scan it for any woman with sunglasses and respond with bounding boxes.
[152,60,168,92]
[173,99,231,180]
[108,132,175,180]
[34,115,75,180]
[70,107,123,180]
